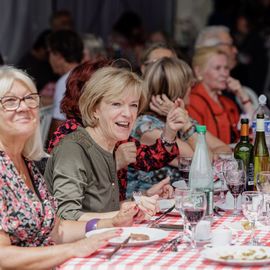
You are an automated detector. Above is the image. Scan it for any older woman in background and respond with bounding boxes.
[45,66,183,221]
[127,57,230,196]
[0,66,126,269]
[187,46,254,144]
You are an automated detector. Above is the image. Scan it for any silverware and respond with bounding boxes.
[106,235,131,260]
[158,234,182,253]
[148,205,175,228]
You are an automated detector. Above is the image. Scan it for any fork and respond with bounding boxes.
[158,234,182,253]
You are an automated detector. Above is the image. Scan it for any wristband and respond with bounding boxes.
[85,218,100,233]
[178,124,196,141]
[160,132,176,147]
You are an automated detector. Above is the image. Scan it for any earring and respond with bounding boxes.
[197,75,203,82]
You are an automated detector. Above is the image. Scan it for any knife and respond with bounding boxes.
[148,205,175,228]
[106,235,131,260]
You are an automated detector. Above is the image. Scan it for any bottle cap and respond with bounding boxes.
[196,125,207,133]
[241,118,249,124]
[258,94,267,105]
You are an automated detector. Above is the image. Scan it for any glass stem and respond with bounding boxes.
[250,220,256,245]
[233,196,238,215]
[190,224,196,249]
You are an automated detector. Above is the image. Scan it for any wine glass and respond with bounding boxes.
[181,191,206,249]
[223,159,246,216]
[174,187,191,241]
[256,171,270,225]
[242,191,264,245]
[178,156,192,187]
[213,153,232,202]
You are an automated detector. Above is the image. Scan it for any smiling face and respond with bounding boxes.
[0,81,39,140]
[198,53,230,91]
[94,89,140,144]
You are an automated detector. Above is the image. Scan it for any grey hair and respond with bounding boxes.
[195,26,230,49]
[0,66,47,161]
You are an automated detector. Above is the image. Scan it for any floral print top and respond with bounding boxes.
[0,151,57,247]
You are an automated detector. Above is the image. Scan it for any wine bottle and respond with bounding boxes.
[253,114,269,189]
[189,125,213,220]
[234,118,254,191]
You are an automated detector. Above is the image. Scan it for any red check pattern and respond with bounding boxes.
[58,214,270,270]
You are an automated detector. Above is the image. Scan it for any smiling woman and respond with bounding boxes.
[45,67,153,221]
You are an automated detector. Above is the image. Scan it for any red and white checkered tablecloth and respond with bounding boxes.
[58,214,270,270]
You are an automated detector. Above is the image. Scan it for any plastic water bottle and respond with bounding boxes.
[189,125,213,220]
[252,94,270,149]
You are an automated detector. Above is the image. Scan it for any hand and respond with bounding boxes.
[226,77,248,100]
[112,201,139,227]
[146,176,174,199]
[115,142,137,170]
[72,229,122,257]
[163,98,192,140]
[136,195,159,221]
[150,94,174,116]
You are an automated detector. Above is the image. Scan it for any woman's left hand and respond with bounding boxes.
[134,195,159,221]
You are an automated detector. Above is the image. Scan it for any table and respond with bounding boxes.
[58,214,270,270]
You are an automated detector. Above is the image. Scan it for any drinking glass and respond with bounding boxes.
[256,171,270,225]
[181,191,206,249]
[242,191,264,245]
[213,153,233,202]
[174,187,191,241]
[223,159,246,216]
[178,156,192,186]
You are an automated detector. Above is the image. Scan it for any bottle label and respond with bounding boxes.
[247,162,254,191]
[252,120,270,133]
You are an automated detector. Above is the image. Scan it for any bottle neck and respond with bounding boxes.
[256,118,265,132]
[240,123,249,141]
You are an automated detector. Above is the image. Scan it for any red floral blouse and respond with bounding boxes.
[0,151,57,247]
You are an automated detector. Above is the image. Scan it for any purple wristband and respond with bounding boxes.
[85,218,100,233]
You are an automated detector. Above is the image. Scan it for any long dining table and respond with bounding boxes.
[57,211,270,270]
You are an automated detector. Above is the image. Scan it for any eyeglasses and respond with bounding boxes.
[0,93,40,111]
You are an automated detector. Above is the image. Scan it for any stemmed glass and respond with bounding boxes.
[212,153,233,202]
[223,159,246,216]
[178,157,192,187]
[242,191,264,245]
[256,171,270,225]
[181,191,206,249]
[174,187,191,241]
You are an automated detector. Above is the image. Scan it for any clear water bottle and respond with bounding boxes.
[252,95,270,149]
[189,125,213,220]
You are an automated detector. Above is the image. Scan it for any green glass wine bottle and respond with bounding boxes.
[234,118,254,191]
[253,114,270,190]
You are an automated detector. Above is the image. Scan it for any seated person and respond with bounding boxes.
[187,46,254,144]
[45,67,183,221]
[127,57,230,197]
[47,59,178,201]
[0,66,132,269]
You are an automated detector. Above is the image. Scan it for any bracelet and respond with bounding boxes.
[241,98,252,105]
[160,132,176,147]
[85,218,100,233]
[178,124,196,141]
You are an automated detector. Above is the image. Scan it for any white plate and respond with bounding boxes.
[86,227,169,246]
[202,245,270,266]
[224,221,269,232]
